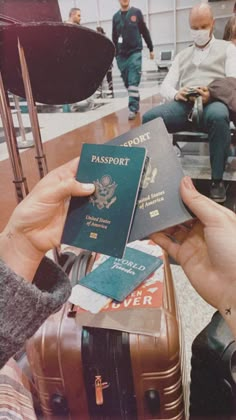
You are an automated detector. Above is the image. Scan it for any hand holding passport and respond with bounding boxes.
[62,118,192,258]
[62,143,147,258]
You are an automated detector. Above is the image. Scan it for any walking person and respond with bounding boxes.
[112,0,154,120]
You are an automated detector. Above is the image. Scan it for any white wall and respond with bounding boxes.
[58,0,235,55]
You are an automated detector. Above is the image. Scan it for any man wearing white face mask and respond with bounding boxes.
[143,3,236,203]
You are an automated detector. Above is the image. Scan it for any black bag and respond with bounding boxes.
[189,95,203,130]
[190,311,236,419]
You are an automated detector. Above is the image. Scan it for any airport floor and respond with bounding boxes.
[1,70,236,399]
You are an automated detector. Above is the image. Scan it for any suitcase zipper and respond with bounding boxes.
[82,328,137,419]
[112,333,126,418]
[94,375,109,406]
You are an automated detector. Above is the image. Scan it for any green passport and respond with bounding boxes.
[79,246,163,302]
[62,143,146,258]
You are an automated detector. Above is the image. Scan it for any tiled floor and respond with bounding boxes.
[0,74,162,161]
[1,71,235,410]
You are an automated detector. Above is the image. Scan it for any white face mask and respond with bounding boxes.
[190,29,211,47]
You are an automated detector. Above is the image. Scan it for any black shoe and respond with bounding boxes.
[209,181,226,203]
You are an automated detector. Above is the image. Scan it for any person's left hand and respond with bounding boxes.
[150,51,155,60]
[0,158,95,280]
[196,86,210,104]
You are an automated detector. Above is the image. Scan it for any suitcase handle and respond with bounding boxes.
[162,251,177,314]
[70,250,93,288]
[65,250,94,317]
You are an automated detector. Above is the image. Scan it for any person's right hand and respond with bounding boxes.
[196,86,210,104]
[174,87,191,102]
[149,51,155,60]
[150,177,236,330]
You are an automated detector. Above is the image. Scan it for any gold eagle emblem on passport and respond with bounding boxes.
[90,175,117,210]
[141,161,157,189]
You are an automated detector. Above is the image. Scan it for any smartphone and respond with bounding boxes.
[185,88,200,99]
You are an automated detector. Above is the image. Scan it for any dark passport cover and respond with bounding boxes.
[79,246,163,302]
[62,143,146,258]
[108,117,192,241]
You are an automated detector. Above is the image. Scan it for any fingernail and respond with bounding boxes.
[182,176,195,190]
[81,183,94,191]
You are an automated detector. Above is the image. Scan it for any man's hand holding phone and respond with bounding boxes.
[185,88,200,99]
[175,86,200,102]
[195,86,210,104]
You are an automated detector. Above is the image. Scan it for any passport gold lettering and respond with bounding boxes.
[138,195,150,205]
[86,215,99,222]
[111,259,146,274]
[90,232,98,239]
[90,222,108,229]
[137,191,165,209]
[123,131,151,147]
[91,155,130,165]
[99,218,111,225]
[145,197,164,207]
[150,209,160,218]
[86,215,111,230]
[85,215,111,225]
[151,191,165,198]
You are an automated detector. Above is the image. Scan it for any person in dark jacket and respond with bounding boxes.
[112,0,154,120]
[0,158,95,369]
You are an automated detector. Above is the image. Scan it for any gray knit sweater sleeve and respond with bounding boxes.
[0,257,71,369]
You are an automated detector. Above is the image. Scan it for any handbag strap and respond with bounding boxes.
[191,95,203,130]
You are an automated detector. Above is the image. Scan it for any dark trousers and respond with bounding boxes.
[116,51,142,113]
[106,66,113,95]
[142,100,231,180]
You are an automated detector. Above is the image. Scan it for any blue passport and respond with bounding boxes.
[108,118,193,241]
[62,143,146,258]
[79,246,163,302]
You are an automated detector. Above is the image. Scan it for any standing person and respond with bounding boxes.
[66,7,81,25]
[112,0,154,120]
[143,3,236,203]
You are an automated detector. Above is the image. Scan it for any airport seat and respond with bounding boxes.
[173,121,236,156]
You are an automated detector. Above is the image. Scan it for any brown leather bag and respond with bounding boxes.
[26,247,187,419]
[208,77,236,124]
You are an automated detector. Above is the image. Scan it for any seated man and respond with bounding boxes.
[143,3,236,203]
